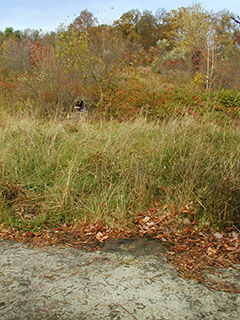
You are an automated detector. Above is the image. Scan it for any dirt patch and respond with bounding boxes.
[0,239,239,320]
[101,238,167,256]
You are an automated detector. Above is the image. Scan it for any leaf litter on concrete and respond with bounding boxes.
[0,205,239,294]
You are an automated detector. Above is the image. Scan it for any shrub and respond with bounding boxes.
[215,89,240,108]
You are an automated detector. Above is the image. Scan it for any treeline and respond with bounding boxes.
[0,4,240,117]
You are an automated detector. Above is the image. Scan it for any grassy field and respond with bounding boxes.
[0,111,239,232]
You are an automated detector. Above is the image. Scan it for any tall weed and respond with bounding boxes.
[0,114,239,230]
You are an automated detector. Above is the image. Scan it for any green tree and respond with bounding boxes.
[4,27,21,39]
[56,24,127,102]
[114,9,165,49]
[136,10,158,48]
[113,10,141,42]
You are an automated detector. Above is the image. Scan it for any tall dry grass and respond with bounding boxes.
[0,112,239,231]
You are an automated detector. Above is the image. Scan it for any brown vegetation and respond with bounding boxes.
[0,4,240,285]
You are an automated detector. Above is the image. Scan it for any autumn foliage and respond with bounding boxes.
[0,5,239,116]
[0,5,240,287]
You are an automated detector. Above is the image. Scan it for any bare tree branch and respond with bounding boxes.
[231,16,240,24]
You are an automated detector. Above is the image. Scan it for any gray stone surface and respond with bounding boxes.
[0,239,239,320]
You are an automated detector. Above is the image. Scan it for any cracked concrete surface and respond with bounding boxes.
[0,239,239,320]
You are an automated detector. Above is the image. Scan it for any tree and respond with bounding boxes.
[152,39,186,75]
[56,27,90,73]
[212,11,240,88]
[21,29,42,42]
[153,4,212,81]
[231,15,240,47]
[0,37,30,75]
[154,8,168,41]
[56,24,128,102]
[114,9,165,49]
[136,10,158,48]
[155,4,239,89]
[4,27,21,39]
[69,9,98,32]
[113,10,141,42]
[164,4,211,52]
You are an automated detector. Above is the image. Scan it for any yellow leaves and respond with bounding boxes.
[166,4,212,52]
[192,72,205,87]
[56,28,90,72]
[1,38,19,55]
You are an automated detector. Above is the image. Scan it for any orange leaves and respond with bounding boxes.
[95,231,109,242]
[23,231,34,238]
[156,232,171,242]
[1,205,240,293]
[183,226,191,234]
[180,200,194,214]
[134,212,160,236]
[27,41,48,66]
[133,207,240,292]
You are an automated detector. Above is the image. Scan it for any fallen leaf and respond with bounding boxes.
[214,232,223,239]
[142,216,151,223]
[232,231,239,239]
[208,247,217,255]
[96,232,103,241]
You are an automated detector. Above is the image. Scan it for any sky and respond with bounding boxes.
[0,0,240,32]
